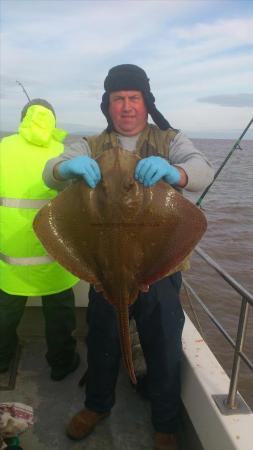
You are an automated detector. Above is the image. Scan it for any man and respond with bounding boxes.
[43,65,214,449]
[0,99,80,381]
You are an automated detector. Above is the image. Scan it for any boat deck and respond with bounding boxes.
[0,307,201,450]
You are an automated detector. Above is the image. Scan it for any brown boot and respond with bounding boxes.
[154,432,179,450]
[66,408,110,440]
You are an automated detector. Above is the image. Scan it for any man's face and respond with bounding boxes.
[108,90,148,136]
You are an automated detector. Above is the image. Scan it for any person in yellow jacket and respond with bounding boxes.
[0,99,80,380]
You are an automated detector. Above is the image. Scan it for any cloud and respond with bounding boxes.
[197,94,253,107]
[1,0,253,136]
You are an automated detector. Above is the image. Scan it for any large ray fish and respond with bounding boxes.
[33,148,207,384]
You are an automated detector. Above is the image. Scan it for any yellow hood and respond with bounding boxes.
[19,104,67,146]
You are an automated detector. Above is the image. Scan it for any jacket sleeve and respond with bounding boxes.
[169,132,214,192]
[42,138,91,190]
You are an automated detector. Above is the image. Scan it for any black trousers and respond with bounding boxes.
[0,288,77,370]
[85,272,185,433]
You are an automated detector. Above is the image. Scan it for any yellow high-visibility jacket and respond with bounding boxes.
[0,105,79,295]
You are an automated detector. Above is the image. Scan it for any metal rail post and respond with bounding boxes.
[226,297,250,409]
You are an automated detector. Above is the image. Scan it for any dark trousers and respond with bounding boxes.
[0,288,77,370]
[85,272,185,433]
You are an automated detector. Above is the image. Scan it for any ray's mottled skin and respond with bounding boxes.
[33,148,207,384]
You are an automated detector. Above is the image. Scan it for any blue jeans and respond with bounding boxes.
[85,272,185,433]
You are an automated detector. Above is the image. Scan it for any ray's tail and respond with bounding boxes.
[117,302,137,385]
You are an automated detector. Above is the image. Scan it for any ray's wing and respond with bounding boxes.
[132,184,207,285]
[34,180,101,284]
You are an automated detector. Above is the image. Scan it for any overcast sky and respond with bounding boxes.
[1,0,253,138]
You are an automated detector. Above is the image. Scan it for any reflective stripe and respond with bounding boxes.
[0,197,49,208]
[0,253,54,266]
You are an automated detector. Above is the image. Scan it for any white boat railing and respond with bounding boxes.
[183,246,253,415]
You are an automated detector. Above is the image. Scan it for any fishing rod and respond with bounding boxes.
[16,80,31,102]
[196,116,253,207]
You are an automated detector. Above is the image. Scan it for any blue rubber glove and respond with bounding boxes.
[134,156,181,187]
[58,155,101,188]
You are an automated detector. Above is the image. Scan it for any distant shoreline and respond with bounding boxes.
[1,130,252,141]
